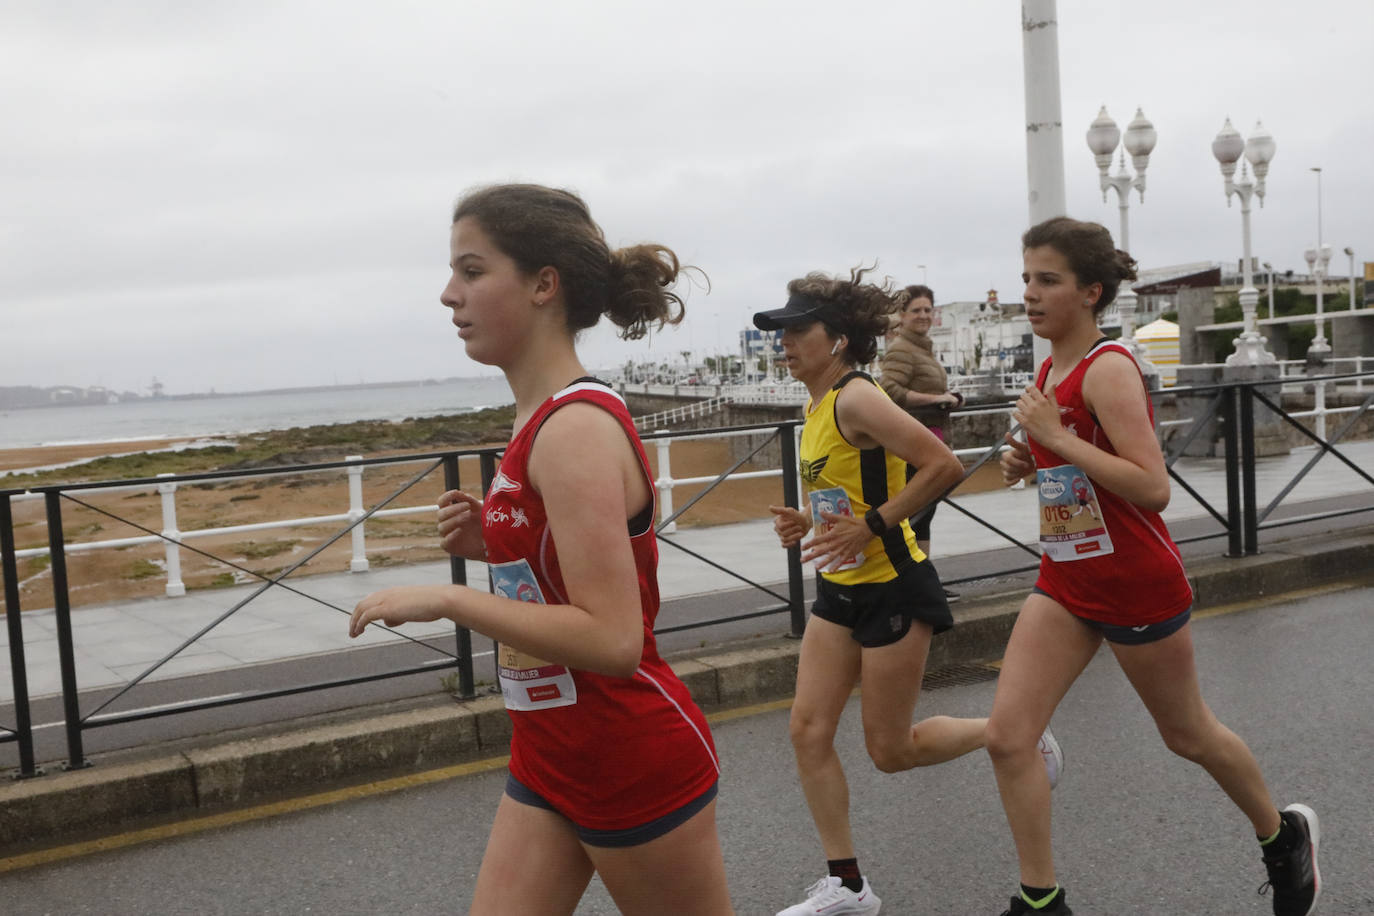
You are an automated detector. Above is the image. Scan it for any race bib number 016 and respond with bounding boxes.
[489,559,577,711]
[1036,466,1114,562]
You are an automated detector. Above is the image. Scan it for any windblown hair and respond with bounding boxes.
[453,184,688,339]
[1022,216,1138,316]
[786,265,898,365]
[901,284,936,307]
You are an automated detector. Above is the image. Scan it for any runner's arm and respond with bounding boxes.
[349,403,646,677]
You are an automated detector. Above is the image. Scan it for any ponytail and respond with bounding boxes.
[605,244,686,340]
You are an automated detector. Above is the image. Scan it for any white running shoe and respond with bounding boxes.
[776,875,881,915]
[1039,726,1064,789]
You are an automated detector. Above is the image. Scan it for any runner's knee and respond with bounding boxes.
[984,715,1036,764]
[789,707,839,756]
[864,730,911,773]
[1156,719,1215,763]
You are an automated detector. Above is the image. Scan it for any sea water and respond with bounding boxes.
[0,376,514,450]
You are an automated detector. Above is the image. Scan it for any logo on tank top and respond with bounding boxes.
[800,455,829,485]
[489,470,521,496]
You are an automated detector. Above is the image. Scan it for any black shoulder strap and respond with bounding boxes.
[831,370,872,391]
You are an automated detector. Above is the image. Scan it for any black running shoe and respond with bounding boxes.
[1259,803,1321,916]
[999,889,1072,915]
[943,587,961,603]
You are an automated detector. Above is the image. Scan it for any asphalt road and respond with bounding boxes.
[3,584,1371,914]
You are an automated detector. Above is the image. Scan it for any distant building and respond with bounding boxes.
[930,294,1033,373]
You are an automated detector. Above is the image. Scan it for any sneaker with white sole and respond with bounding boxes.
[1259,803,1321,916]
[1038,726,1064,790]
[776,875,881,915]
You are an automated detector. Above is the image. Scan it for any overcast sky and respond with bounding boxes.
[5,1,1372,395]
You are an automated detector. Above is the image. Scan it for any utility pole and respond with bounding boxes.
[1022,0,1066,369]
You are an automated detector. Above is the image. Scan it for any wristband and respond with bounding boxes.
[864,508,887,536]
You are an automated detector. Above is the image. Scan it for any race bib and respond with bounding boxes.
[1037,466,1114,562]
[489,559,577,711]
[808,486,864,571]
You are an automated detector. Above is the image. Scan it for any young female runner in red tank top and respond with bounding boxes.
[983,217,1319,916]
[348,184,732,915]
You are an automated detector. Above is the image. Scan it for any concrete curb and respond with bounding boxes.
[3,525,1371,852]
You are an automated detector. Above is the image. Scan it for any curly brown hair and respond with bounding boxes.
[901,284,935,306]
[453,184,689,340]
[1022,217,1138,316]
[785,265,899,365]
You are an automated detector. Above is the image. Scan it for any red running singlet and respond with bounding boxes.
[481,379,720,830]
[1028,340,1193,627]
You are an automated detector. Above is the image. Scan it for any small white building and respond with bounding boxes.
[929,294,1032,373]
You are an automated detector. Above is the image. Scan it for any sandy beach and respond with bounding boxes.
[0,439,197,474]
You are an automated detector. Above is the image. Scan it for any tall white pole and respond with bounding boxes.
[1022,0,1066,370]
[1348,249,1357,311]
[1310,167,1330,356]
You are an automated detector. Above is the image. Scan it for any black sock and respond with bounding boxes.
[827,857,863,893]
[1020,884,1060,909]
[1259,810,1296,852]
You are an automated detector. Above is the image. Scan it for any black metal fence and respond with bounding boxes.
[2,372,1371,778]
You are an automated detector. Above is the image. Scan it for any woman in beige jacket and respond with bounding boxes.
[879,284,963,600]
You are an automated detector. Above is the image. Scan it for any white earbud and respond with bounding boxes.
[830,341,841,355]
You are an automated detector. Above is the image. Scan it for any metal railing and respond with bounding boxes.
[3,372,1372,777]
[634,395,735,432]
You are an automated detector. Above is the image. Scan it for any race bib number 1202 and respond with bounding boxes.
[489,559,578,711]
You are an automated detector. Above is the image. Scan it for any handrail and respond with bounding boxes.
[3,372,1372,776]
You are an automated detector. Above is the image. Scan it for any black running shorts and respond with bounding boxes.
[811,560,954,648]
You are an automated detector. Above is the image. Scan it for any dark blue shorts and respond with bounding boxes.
[504,773,718,848]
[1033,587,1192,645]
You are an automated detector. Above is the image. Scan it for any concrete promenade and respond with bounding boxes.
[1,439,1371,851]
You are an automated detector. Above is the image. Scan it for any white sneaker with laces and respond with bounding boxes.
[776,875,881,915]
[1039,726,1064,789]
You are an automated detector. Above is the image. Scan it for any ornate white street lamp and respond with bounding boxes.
[1087,106,1156,370]
[1305,243,1333,359]
[1304,166,1333,361]
[1213,117,1277,366]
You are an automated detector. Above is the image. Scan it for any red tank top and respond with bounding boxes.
[482,379,719,829]
[1029,341,1193,626]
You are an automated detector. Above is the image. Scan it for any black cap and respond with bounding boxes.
[752,294,837,331]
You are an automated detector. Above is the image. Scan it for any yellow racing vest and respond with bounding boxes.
[800,371,926,585]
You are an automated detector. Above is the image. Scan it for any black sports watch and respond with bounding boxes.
[864,508,887,536]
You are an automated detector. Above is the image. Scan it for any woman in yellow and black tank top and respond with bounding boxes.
[757,268,1062,916]
[799,369,926,585]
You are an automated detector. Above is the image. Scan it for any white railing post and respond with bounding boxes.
[347,455,369,572]
[1008,413,1026,490]
[1314,382,1327,441]
[654,433,676,534]
[157,473,186,597]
